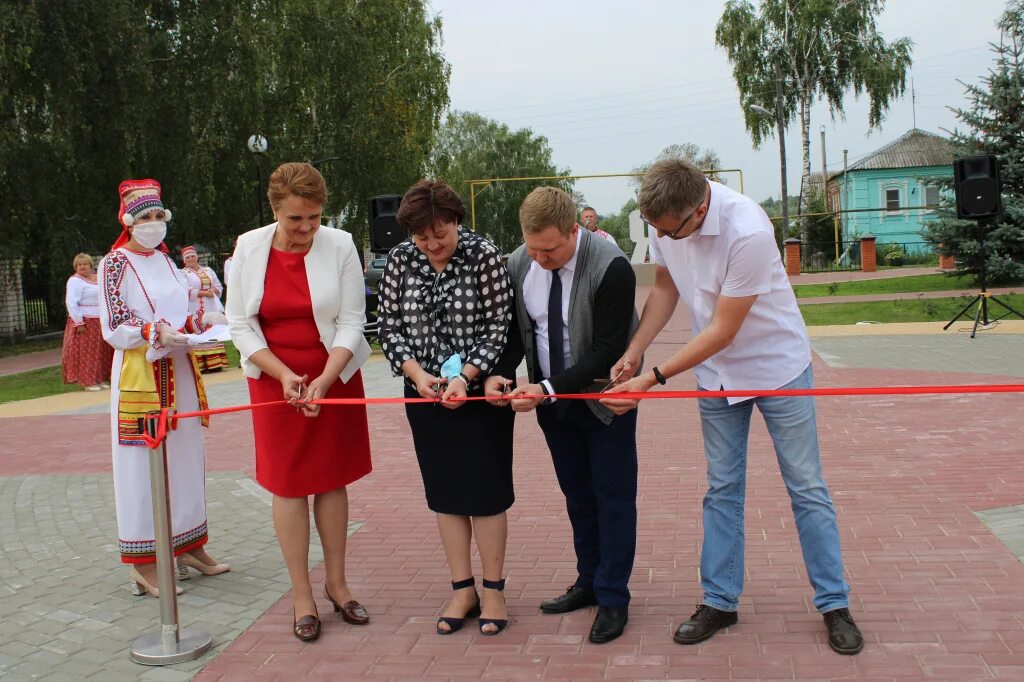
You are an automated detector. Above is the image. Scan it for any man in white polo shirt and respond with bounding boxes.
[601,159,863,655]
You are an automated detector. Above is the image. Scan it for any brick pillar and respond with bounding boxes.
[861,234,877,273]
[938,244,955,270]
[784,238,801,276]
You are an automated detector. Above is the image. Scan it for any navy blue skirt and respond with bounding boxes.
[404,384,515,516]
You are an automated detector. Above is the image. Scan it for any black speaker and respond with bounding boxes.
[368,194,405,253]
[953,154,1002,220]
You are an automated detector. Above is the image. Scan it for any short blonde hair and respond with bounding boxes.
[519,186,575,236]
[267,162,328,212]
[72,253,94,269]
[638,159,707,220]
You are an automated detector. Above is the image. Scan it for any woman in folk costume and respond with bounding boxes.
[61,253,114,390]
[181,245,228,372]
[98,179,230,597]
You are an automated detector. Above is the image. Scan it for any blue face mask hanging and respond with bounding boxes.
[439,353,463,381]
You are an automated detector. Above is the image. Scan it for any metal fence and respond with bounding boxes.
[875,241,939,268]
[799,241,861,273]
[21,259,65,334]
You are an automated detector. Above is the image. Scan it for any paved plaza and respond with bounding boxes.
[1,306,1024,680]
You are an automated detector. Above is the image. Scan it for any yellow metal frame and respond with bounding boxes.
[467,169,745,232]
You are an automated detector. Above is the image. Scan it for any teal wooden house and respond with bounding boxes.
[826,129,955,248]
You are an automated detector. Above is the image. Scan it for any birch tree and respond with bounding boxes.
[715,0,912,207]
[629,143,723,193]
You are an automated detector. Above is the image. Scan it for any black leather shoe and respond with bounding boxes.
[539,585,597,614]
[673,604,738,645]
[588,606,628,643]
[823,608,864,655]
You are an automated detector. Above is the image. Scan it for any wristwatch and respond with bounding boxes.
[652,366,668,385]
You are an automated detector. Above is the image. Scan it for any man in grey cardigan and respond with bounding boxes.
[486,187,639,644]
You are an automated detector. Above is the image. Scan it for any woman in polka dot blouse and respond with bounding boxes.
[379,179,516,636]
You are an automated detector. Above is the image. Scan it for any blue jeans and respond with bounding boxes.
[696,364,849,613]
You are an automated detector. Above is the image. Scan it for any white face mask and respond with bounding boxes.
[132,221,167,249]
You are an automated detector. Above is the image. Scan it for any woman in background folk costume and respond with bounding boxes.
[61,253,114,391]
[98,179,230,597]
[180,245,228,372]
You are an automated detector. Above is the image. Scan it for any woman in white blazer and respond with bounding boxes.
[226,162,373,642]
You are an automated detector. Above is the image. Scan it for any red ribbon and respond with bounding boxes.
[127,382,1024,449]
[141,407,171,449]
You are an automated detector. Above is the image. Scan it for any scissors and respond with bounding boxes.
[598,366,626,393]
[500,380,513,400]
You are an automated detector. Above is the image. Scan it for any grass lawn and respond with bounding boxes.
[792,273,986,298]
[801,293,1024,326]
[0,341,242,405]
[0,365,81,404]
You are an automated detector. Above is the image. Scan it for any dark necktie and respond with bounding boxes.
[548,268,564,376]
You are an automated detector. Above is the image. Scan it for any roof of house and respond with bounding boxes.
[803,171,830,195]
[844,128,955,173]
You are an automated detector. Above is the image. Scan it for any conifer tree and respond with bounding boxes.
[924,1,1024,284]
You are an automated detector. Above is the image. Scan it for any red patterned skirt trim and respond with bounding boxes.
[61,317,114,388]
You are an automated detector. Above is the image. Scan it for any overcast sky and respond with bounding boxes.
[428,0,1010,214]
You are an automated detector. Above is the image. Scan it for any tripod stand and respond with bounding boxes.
[943,229,1024,338]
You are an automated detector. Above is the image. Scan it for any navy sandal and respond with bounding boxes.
[479,577,509,636]
[436,577,481,635]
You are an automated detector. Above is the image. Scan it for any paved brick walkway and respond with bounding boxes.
[3,303,1024,679]
[788,266,941,284]
[183,351,1024,681]
[0,348,63,378]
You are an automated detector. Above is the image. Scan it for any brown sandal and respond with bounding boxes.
[325,586,369,625]
[293,609,321,641]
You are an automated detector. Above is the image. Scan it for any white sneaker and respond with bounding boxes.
[100,382,111,389]
[85,385,102,392]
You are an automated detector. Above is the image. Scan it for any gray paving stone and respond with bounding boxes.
[41,673,89,682]
[86,671,145,682]
[139,667,197,681]
[811,333,1024,377]
[977,503,1024,560]
[0,471,330,680]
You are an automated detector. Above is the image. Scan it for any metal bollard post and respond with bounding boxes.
[130,411,212,665]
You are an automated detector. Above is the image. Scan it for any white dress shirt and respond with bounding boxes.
[649,181,810,404]
[523,229,582,395]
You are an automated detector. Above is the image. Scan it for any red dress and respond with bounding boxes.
[247,247,372,497]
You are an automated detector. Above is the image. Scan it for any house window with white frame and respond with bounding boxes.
[924,185,940,211]
[885,188,901,213]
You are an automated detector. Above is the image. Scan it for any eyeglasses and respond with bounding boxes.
[640,203,702,239]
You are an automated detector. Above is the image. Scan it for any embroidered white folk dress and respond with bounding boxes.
[99,246,210,564]
[184,266,224,314]
[183,265,229,372]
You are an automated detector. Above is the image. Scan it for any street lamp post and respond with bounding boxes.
[748,66,788,239]
[247,134,269,225]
